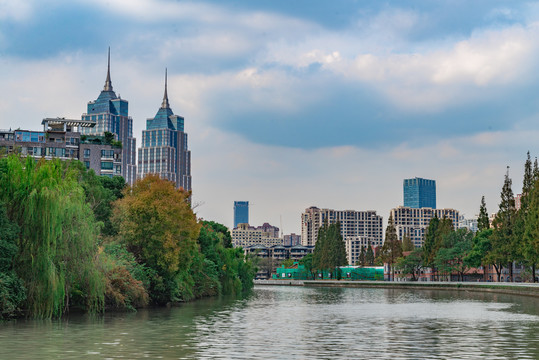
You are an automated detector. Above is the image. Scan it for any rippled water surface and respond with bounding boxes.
[1,286,539,359]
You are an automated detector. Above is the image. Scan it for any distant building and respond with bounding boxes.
[300,207,384,257]
[233,201,249,228]
[0,118,122,178]
[345,237,377,266]
[515,194,522,211]
[137,70,191,191]
[231,222,282,247]
[390,206,459,247]
[80,49,137,185]
[403,177,436,209]
[284,233,301,246]
[458,215,478,233]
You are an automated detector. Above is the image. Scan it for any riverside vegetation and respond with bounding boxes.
[0,155,255,319]
[302,152,539,283]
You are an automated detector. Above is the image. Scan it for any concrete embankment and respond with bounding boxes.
[255,279,539,298]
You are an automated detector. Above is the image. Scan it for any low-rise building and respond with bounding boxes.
[0,118,122,179]
[232,222,282,247]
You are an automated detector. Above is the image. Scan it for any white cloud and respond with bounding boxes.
[0,0,34,21]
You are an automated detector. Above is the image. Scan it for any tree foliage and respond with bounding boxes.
[488,168,517,281]
[380,215,402,281]
[478,196,490,231]
[113,174,201,304]
[0,156,104,318]
[312,222,348,272]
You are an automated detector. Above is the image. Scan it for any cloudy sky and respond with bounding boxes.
[1,0,539,234]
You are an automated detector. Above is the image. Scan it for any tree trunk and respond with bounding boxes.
[494,264,501,282]
[533,263,537,283]
[509,262,513,282]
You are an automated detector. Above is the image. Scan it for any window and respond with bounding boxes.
[101,161,113,170]
[101,150,114,158]
[84,161,90,169]
[84,149,90,158]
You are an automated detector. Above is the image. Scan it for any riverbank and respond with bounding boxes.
[255,279,539,298]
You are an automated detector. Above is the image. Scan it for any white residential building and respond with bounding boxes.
[301,207,383,248]
[390,206,460,247]
[232,223,283,248]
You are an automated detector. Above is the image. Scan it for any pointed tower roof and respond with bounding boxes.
[161,68,170,109]
[104,47,113,92]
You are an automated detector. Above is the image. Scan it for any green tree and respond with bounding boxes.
[423,215,440,268]
[380,215,402,281]
[512,152,533,278]
[0,156,105,318]
[402,233,414,252]
[434,229,474,281]
[524,179,539,282]
[312,222,348,276]
[395,248,423,281]
[487,168,517,282]
[478,196,490,231]
[357,245,366,266]
[299,253,315,279]
[0,204,26,319]
[365,241,375,266]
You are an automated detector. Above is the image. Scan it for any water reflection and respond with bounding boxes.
[0,286,538,359]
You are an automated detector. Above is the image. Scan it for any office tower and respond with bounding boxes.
[403,177,436,208]
[137,70,192,191]
[81,49,137,185]
[234,201,249,228]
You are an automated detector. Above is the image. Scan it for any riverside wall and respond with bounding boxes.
[255,279,539,298]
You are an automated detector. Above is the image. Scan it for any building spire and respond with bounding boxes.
[104,47,113,92]
[161,68,170,109]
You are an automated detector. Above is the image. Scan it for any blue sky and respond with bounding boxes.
[1,0,539,233]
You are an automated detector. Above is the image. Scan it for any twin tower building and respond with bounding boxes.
[81,50,191,191]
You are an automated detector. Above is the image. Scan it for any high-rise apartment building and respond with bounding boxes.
[137,70,192,191]
[81,49,137,185]
[390,206,459,247]
[234,201,249,228]
[403,177,436,208]
[301,207,383,248]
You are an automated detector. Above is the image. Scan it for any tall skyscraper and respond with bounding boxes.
[81,49,137,185]
[137,69,192,192]
[234,201,249,228]
[403,177,436,208]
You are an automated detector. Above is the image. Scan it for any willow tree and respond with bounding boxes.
[0,156,104,318]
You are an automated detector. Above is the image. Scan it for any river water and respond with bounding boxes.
[1,285,538,359]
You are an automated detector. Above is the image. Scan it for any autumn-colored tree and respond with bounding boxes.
[113,175,201,303]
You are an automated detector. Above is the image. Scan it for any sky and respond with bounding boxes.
[1,0,539,234]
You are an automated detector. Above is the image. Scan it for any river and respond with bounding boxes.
[1,285,538,359]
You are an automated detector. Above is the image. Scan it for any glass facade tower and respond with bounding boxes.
[403,177,436,209]
[234,201,249,228]
[137,70,192,192]
[81,49,137,185]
